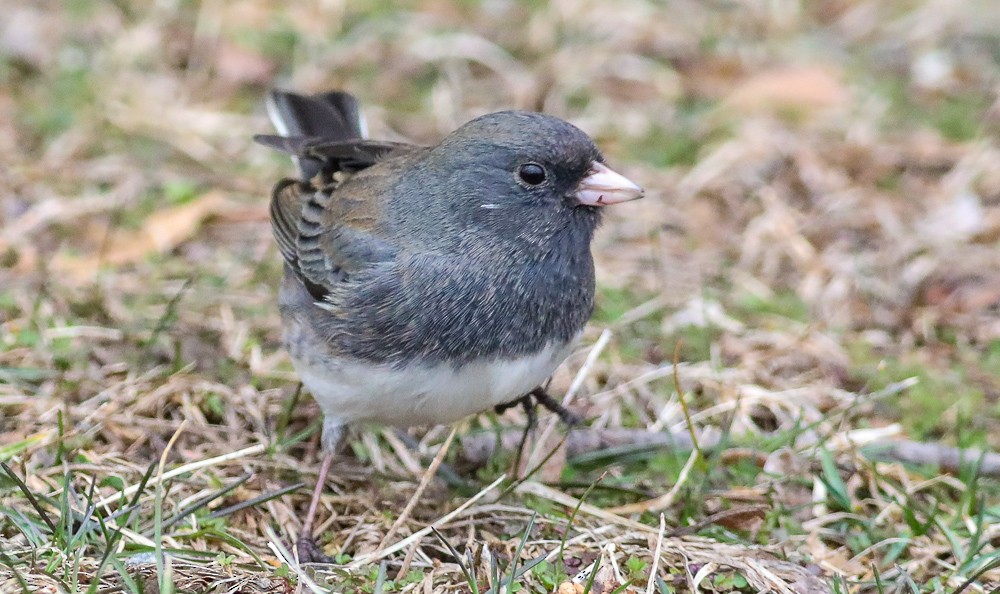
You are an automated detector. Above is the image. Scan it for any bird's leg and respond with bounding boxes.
[511,396,538,474]
[296,419,345,565]
[493,396,527,416]
[497,386,580,476]
[494,386,581,436]
[297,452,335,564]
[529,386,582,426]
[523,396,539,433]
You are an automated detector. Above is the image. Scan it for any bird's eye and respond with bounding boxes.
[517,163,547,186]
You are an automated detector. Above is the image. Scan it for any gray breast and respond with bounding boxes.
[310,249,596,368]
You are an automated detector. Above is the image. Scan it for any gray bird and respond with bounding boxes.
[256,90,643,562]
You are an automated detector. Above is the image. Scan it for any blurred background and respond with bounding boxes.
[3,0,1000,591]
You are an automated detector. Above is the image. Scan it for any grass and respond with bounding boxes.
[3,0,1000,592]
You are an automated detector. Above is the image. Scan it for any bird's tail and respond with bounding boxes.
[265,90,367,178]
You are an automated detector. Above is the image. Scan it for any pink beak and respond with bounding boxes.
[573,161,644,206]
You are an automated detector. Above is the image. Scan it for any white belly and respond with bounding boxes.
[292,340,577,427]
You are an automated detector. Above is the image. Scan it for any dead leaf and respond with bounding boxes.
[719,448,768,467]
[214,41,276,85]
[677,55,747,100]
[556,581,584,594]
[51,191,232,281]
[712,505,768,533]
[721,65,851,117]
[805,532,867,576]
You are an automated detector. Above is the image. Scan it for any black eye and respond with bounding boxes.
[517,163,547,186]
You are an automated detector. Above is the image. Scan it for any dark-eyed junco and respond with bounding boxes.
[256,89,642,562]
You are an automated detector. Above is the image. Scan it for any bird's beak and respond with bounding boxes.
[573,161,644,206]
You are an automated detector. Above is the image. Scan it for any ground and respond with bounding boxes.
[2,0,1000,592]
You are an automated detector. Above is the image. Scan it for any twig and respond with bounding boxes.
[646,514,666,594]
[672,341,701,458]
[377,427,457,550]
[460,427,718,466]
[666,504,769,538]
[866,439,1000,476]
[94,443,267,509]
[382,428,424,476]
[563,329,613,409]
[264,525,328,594]
[608,448,698,515]
[154,419,187,593]
[465,428,1000,479]
[514,481,654,534]
[393,536,422,582]
[347,473,507,569]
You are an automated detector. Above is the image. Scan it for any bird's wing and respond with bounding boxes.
[259,89,425,300]
[265,143,427,301]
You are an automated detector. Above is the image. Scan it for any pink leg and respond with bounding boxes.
[296,420,345,564]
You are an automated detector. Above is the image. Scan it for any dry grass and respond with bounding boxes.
[3,0,1000,592]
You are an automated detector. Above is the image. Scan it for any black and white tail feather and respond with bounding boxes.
[255,90,410,181]
[263,90,368,179]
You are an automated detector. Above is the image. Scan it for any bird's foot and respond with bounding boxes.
[296,535,335,565]
[495,387,582,427]
[529,387,582,427]
[493,396,525,416]
[501,386,581,476]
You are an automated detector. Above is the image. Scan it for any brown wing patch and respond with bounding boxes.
[264,140,425,301]
[269,178,305,270]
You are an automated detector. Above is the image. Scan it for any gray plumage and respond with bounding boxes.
[257,91,605,369]
[260,90,644,563]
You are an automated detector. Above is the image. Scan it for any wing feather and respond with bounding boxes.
[259,90,419,301]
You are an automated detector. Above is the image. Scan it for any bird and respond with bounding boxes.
[255,89,643,562]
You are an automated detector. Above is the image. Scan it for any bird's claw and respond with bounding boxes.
[494,387,581,427]
[296,536,335,565]
[529,387,582,426]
